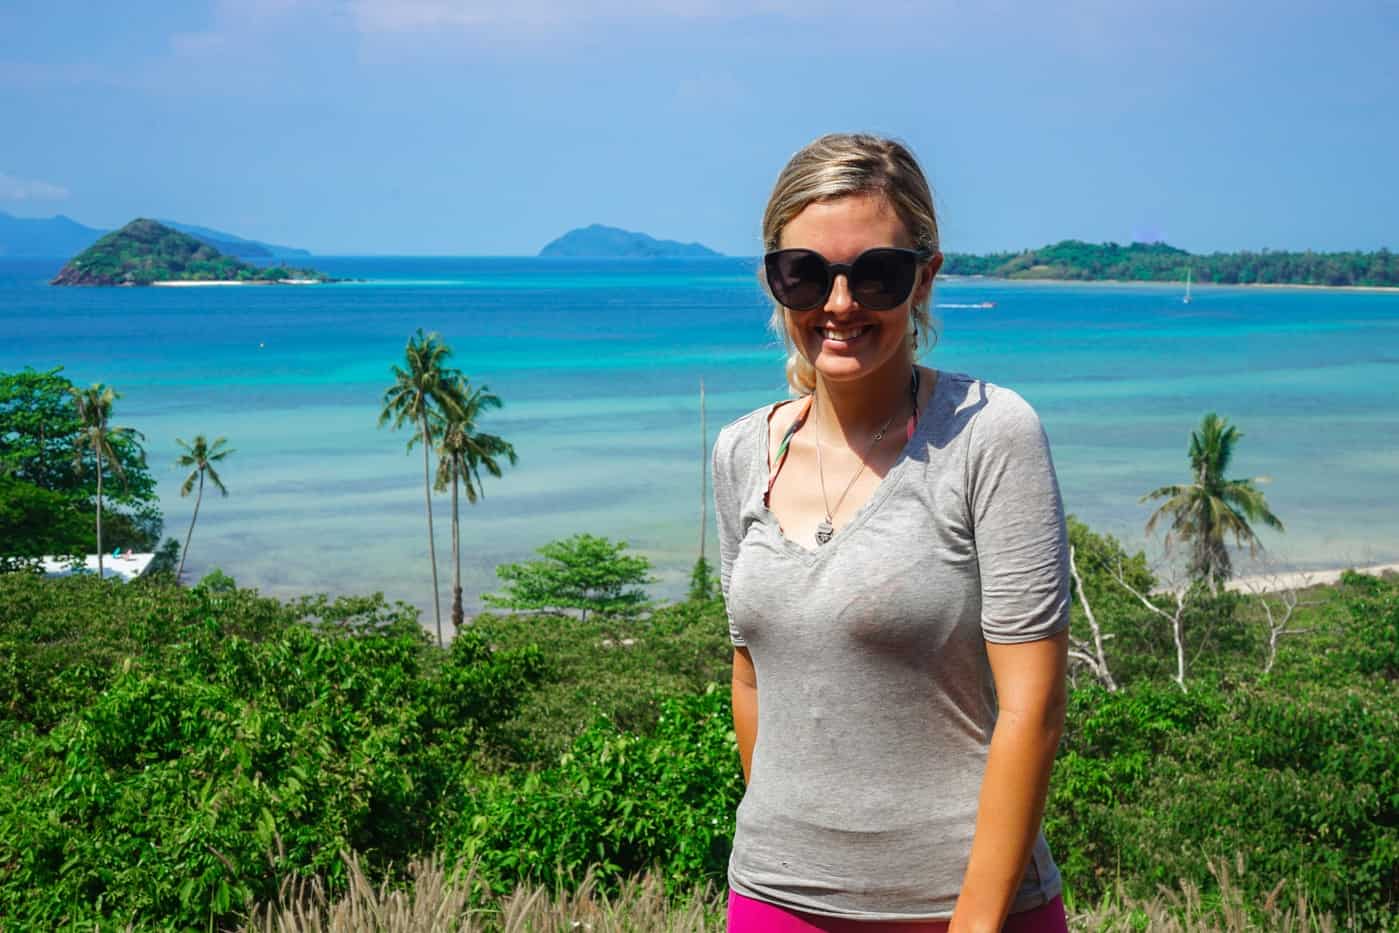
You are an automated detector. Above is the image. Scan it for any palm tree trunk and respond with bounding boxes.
[420,413,443,647]
[178,471,203,582]
[95,443,104,579]
[450,475,463,632]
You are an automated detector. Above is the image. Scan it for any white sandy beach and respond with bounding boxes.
[151,280,250,286]
[151,279,321,287]
[38,553,154,582]
[1226,562,1399,594]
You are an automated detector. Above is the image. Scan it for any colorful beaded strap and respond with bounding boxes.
[763,369,921,509]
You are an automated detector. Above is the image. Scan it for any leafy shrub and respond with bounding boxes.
[1048,677,1399,926]
[0,576,542,931]
[1333,570,1399,679]
[483,533,654,622]
[440,685,742,896]
[468,597,732,764]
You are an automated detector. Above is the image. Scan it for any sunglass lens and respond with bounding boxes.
[767,250,829,310]
[851,249,915,310]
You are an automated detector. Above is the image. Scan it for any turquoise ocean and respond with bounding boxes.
[3,256,1397,622]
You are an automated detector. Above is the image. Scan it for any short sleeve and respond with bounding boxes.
[712,421,749,648]
[966,389,1070,644]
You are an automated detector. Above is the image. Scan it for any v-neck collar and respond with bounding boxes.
[755,369,941,563]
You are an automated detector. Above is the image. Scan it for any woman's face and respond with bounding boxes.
[778,192,933,388]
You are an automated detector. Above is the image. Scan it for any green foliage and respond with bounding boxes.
[942,240,1399,287]
[197,567,238,592]
[441,685,743,896]
[2,537,1395,928]
[0,575,543,930]
[687,556,717,603]
[1048,663,1399,925]
[50,219,327,286]
[469,598,733,764]
[1330,571,1399,680]
[0,476,87,571]
[143,536,182,581]
[0,366,163,551]
[485,533,655,623]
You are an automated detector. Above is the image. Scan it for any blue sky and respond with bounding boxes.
[2,0,1396,255]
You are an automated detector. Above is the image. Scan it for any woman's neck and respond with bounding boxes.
[811,359,915,447]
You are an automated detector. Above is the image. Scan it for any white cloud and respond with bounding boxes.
[344,0,876,34]
[0,172,69,201]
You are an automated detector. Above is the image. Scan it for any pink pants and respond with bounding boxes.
[727,890,1068,932]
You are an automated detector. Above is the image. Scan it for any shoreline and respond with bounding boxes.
[937,275,1399,294]
[1226,562,1399,594]
[150,278,323,287]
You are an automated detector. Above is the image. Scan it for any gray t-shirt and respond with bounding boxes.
[712,371,1069,921]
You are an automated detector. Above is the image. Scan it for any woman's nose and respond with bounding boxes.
[826,273,855,312]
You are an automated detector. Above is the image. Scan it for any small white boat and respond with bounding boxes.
[1183,267,1193,304]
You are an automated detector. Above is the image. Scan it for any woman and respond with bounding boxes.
[713,134,1071,932]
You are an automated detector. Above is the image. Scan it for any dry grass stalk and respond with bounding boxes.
[1069,853,1345,932]
[243,851,1361,933]
[241,850,488,932]
[241,852,723,933]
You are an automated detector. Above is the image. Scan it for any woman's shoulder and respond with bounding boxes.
[937,371,1044,429]
[929,371,1049,458]
[712,399,800,491]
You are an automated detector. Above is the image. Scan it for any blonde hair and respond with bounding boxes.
[761,133,941,395]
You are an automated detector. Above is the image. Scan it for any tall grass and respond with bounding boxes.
[240,851,1355,932]
[240,851,723,932]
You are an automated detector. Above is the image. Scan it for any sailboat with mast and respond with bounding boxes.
[1183,266,1193,304]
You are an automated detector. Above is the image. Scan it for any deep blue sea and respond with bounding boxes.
[4,256,1397,620]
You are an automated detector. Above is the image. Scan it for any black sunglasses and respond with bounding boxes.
[764,246,934,312]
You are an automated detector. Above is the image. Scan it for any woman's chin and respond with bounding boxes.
[804,340,906,384]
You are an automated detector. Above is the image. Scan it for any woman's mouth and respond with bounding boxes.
[817,324,873,348]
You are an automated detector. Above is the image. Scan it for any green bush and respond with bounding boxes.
[1333,570,1399,679]
[1047,676,1399,926]
[0,575,542,931]
[441,685,743,896]
[469,597,732,764]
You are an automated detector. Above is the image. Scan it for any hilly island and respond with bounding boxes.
[50,219,330,286]
[539,224,722,258]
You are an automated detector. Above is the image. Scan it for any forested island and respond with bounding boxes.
[539,224,722,258]
[942,239,1399,288]
[49,219,330,286]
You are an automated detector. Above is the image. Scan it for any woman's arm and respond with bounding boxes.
[949,631,1068,933]
[731,646,758,784]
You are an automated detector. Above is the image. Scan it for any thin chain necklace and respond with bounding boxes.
[812,370,919,546]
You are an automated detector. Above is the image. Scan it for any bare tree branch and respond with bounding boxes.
[1069,545,1118,691]
[1237,566,1316,674]
[1114,561,1189,692]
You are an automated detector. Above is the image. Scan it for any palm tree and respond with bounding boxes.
[433,377,517,632]
[1142,412,1284,589]
[379,329,466,647]
[69,384,144,579]
[174,435,233,582]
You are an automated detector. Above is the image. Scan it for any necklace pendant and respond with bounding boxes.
[815,518,835,545]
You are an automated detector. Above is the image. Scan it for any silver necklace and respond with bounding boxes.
[812,391,904,546]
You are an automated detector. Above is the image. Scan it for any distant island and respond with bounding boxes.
[0,209,311,260]
[943,240,1399,288]
[539,224,721,258]
[50,219,330,286]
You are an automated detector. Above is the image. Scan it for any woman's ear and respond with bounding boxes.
[914,251,943,303]
[927,251,944,278]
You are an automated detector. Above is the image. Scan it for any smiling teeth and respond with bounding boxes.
[824,327,867,340]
